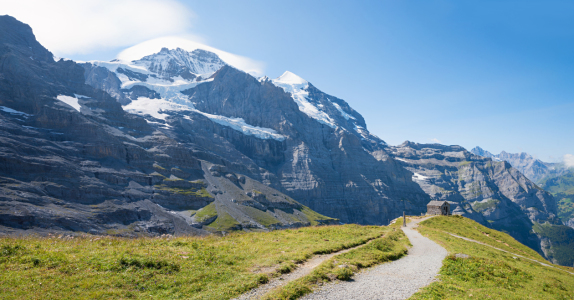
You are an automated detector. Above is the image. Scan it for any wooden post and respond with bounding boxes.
[403,211,406,227]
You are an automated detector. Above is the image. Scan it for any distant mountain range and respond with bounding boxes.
[470,146,570,183]
[1,15,573,266]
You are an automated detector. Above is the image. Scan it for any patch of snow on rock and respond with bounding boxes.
[354,124,370,139]
[56,95,81,112]
[412,173,429,181]
[0,106,31,117]
[91,60,149,74]
[332,102,355,120]
[272,71,336,128]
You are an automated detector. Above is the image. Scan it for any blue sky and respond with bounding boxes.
[3,0,573,162]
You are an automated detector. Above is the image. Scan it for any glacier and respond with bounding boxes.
[184,113,286,141]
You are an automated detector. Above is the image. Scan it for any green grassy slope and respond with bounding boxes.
[533,222,574,267]
[539,171,574,224]
[0,225,384,299]
[539,172,574,195]
[535,171,574,267]
[411,216,574,300]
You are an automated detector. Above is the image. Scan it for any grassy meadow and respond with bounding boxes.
[3,215,573,300]
[0,225,385,299]
[411,216,574,300]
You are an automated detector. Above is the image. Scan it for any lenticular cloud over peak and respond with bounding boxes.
[117,36,266,77]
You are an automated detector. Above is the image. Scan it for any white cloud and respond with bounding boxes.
[117,36,266,76]
[430,138,441,144]
[0,0,193,56]
[564,154,574,168]
[1,0,266,75]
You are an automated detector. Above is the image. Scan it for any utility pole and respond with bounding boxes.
[402,198,407,227]
[403,211,406,227]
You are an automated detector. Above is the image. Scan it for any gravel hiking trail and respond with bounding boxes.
[301,217,447,300]
[233,239,377,300]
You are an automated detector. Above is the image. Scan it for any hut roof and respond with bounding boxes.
[427,200,449,207]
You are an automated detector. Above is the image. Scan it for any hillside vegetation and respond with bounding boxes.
[0,225,385,299]
[539,171,574,225]
[411,216,574,300]
[532,222,574,267]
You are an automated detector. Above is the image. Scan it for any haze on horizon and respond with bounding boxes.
[1,0,573,165]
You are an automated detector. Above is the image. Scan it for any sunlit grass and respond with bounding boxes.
[0,224,383,299]
[410,216,574,300]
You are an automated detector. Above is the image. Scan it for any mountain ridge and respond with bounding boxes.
[470,146,570,183]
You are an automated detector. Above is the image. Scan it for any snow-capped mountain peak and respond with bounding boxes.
[274,71,308,86]
[271,71,336,128]
[270,70,383,146]
[134,48,226,79]
[85,47,287,141]
[86,48,229,123]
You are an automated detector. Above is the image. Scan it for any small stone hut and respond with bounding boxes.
[427,200,450,215]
